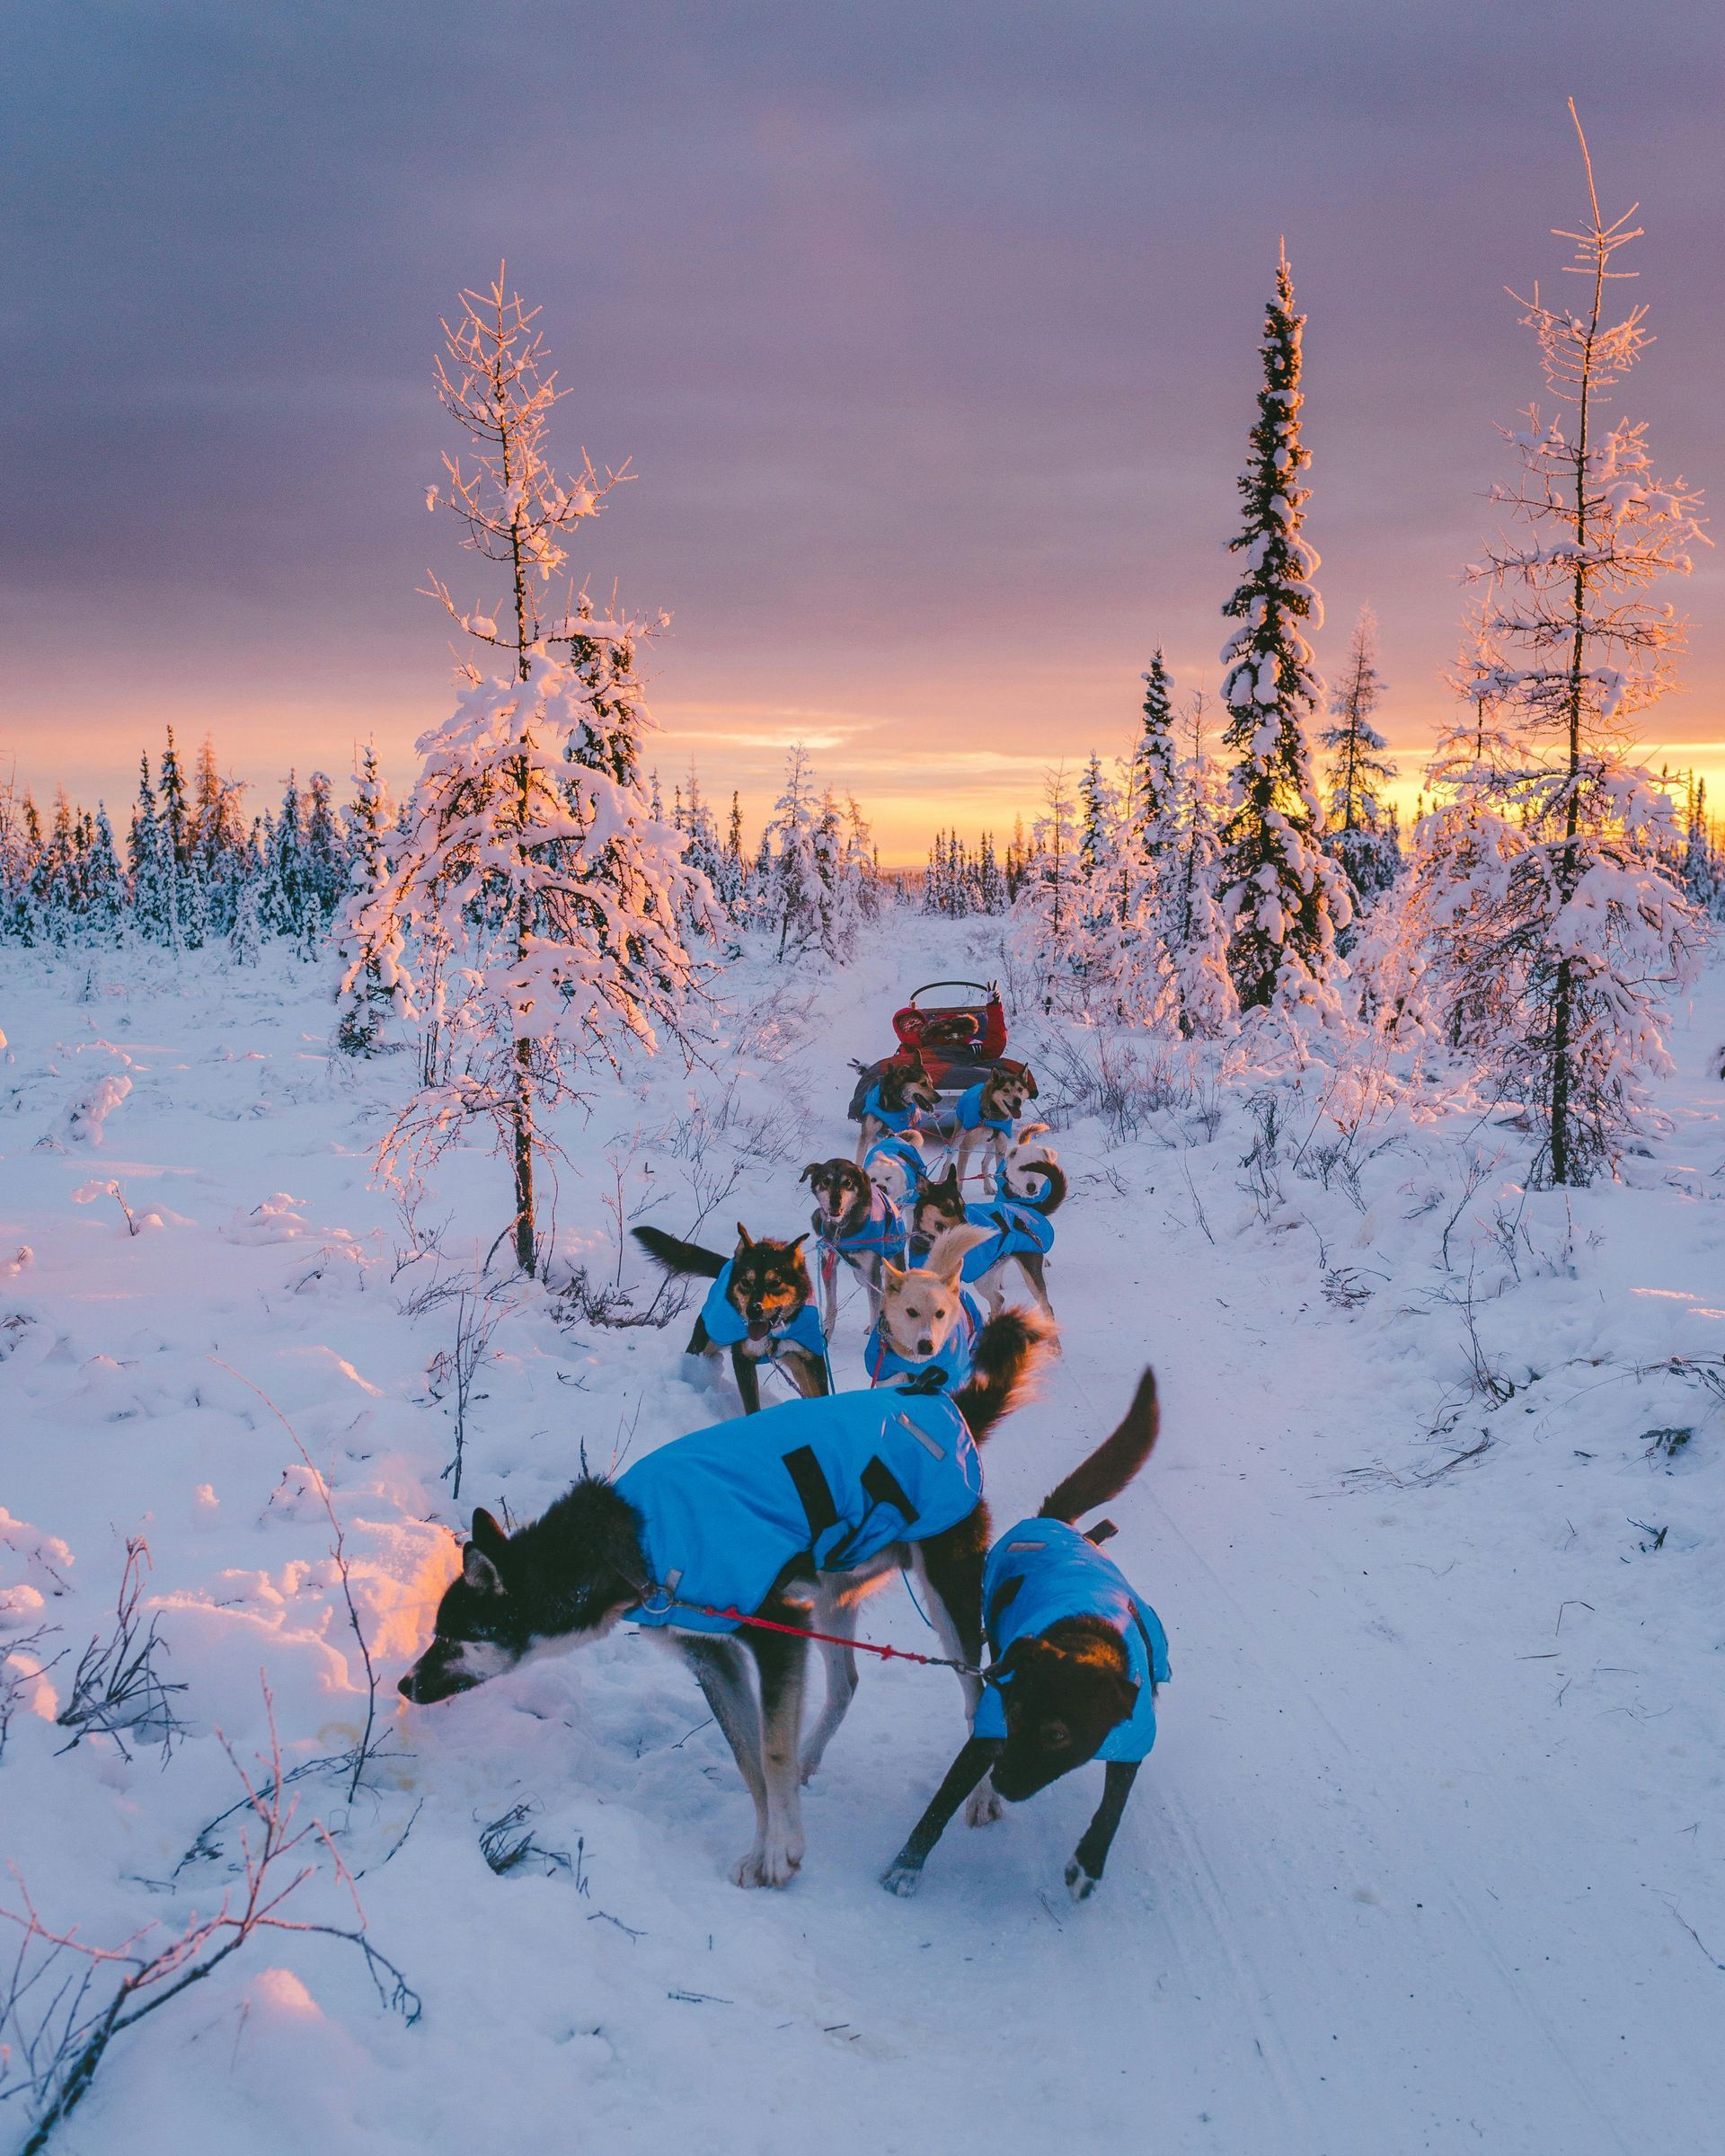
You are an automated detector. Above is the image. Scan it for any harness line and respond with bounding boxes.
[643,1591,985,1678]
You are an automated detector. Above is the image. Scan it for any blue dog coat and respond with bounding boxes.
[818,1188,907,1266]
[972,1519,1169,1763]
[863,1285,986,1392]
[862,1082,924,1135]
[916,1199,1054,1285]
[698,1261,827,1363]
[954,1081,1014,1135]
[863,1133,928,1196]
[616,1388,983,1635]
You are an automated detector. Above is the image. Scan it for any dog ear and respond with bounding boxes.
[784,1233,809,1258]
[470,1507,507,1558]
[462,1543,504,1595]
[735,1223,754,1248]
[880,1259,907,1289]
[1023,1068,1039,1099]
[798,1162,821,1188]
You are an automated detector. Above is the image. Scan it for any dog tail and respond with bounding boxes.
[953,1310,1054,1445]
[921,1223,992,1278]
[1016,1160,1066,1215]
[632,1224,726,1279]
[1038,1367,1159,1523]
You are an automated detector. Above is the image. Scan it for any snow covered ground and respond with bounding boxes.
[3,922,1722,2155]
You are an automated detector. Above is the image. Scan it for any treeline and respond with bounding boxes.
[0,728,885,964]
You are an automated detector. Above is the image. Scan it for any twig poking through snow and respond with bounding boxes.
[208,1359,381,1806]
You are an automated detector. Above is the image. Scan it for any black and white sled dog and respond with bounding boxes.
[801,1156,907,1336]
[882,1366,1164,1903]
[399,1312,1051,1889]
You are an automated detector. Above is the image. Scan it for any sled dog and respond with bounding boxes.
[633,1223,827,1415]
[399,1314,1051,1888]
[883,1366,1164,1903]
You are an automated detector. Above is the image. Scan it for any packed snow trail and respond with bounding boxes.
[2,928,1721,2155]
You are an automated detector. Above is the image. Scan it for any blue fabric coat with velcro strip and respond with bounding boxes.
[863,1285,986,1392]
[698,1262,827,1361]
[616,1388,983,1635]
[915,1199,1054,1283]
[818,1188,907,1264]
[862,1083,923,1135]
[972,1518,1170,1763]
[954,1081,1014,1135]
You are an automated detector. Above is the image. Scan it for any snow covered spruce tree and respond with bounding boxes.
[1432,113,1707,1183]
[333,741,397,1054]
[1216,247,1351,1024]
[1013,764,1083,1009]
[128,755,178,950]
[1131,650,1181,867]
[1169,690,1240,1037]
[1319,605,1400,929]
[346,270,717,1274]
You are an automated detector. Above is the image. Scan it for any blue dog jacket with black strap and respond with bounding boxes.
[616,1387,983,1635]
[954,1081,1014,1136]
[863,1284,986,1392]
[698,1261,827,1362]
[914,1199,1054,1285]
[862,1082,924,1135]
[972,1518,1170,1763]
[818,1188,907,1266]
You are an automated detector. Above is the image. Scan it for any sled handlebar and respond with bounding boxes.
[907,980,998,1006]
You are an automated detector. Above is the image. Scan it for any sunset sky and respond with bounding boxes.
[3,2,1721,863]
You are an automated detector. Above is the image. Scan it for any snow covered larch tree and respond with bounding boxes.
[347,270,717,1274]
[1435,110,1708,1184]
[1216,246,1351,1024]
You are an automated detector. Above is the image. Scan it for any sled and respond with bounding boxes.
[847,979,1021,1123]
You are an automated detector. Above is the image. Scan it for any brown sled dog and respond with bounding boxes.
[633,1223,827,1414]
[882,1366,1163,1902]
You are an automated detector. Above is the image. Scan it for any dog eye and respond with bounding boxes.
[1040,1722,1071,1748]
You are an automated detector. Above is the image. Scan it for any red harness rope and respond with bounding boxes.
[656,1595,984,1678]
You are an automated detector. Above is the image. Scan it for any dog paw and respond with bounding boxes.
[733,1839,801,1889]
[964,1785,1004,1828]
[880,1861,923,1898]
[1065,1859,1100,1903]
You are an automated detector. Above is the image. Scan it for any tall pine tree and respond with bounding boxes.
[1217,247,1350,1022]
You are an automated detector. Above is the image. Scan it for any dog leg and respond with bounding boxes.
[1066,1761,1140,1901]
[677,1636,768,1878]
[798,1596,858,1784]
[741,1621,809,1886]
[955,1129,977,1194]
[730,1344,763,1416]
[1016,1251,1055,1319]
[855,1116,880,1169]
[820,1250,840,1339]
[780,1346,829,1401]
[880,1736,1004,1897]
[978,1262,1007,1319]
[913,1528,1003,1827]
